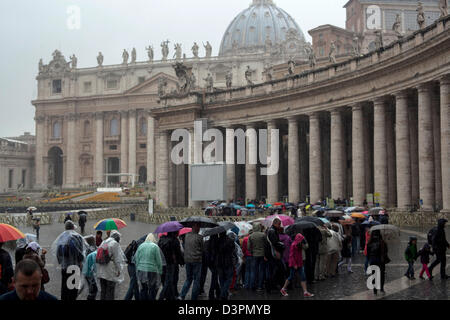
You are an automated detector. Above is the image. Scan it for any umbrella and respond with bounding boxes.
[160,227,192,238]
[339,218,355,226]
[296,216,325,226]
[285,221,317,238]
[154,221,184,234]
[362,220,381,226]
[180,216,218,228]
[93,218,127,231]
[77,211,88,215]
[2,233,36,251]
[234,221,253,237]
[369,224,400,240]
[351,212,366,219]
[264,204,273,208]
[369,207,385,216]
[0,224,26,243]
[263,214,295,228]
[305,205,311,210]
[325,210,345,218]
[246,204,256,208]
[202,221,236,237]
[249,218,266,225]
[319,217,330,224]
[27,207,37,212]
[312,205,322,210]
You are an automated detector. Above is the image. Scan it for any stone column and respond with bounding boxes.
[288,117,300,203]
[147,113,156,184]
[386,107,397,207]
[158,130,169,208]
[417,83,435,210]
[94,112,104,184]
[309,113,322,204]
[440,77,450,211]
[188,128,202,208]
[34,115,45,188]
[65,113,77,187]
[352,104,366,206]
[409,103,420,206]
[226,128,236,202]
[267,120,279,204]
[120,111,128,183]
[373,98,388,207]
[330,109,345,200]
[168,137,176,207]
[128,110,137,180]
[432,88,442,209]
[246,124,257,202]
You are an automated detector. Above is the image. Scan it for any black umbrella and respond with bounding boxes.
[285,221,317,238]
[325,210,345,218]
[78,211,88,215]
[369,207,385,216]
[202,225,230,237]
[296,216,325,226]
[180,216,218,228]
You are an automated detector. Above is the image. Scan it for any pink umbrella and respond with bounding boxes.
[263,214,295,228]
[159,227,192,238]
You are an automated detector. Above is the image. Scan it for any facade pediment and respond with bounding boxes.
[125,72,179,95]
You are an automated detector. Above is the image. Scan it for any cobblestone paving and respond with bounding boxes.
[4,213,449,300]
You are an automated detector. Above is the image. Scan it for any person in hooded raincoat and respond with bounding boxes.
[429,219,449,280]
[367,230,389,295]
[158,231,184,301]
[96,230,126,300]
[217,231,236,300]
[134,234,163,300]
[51,221,87,301]
[326,225,343,277]
[82,248,98,300]
[280,233,314,298]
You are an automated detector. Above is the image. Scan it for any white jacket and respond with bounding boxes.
[96,237,126,283]
[327,230,343,254]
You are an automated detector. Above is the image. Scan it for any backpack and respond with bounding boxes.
[427,227,438,246]
[124,240,138,264]
[96,242,111,265]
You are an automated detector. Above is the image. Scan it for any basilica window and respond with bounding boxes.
[52,79,62,94]
[53,121,62,139]
[83,120,91,138]
[106,79,118,89]
[110,118,119,136]
[139,117,147,136]
[84,81,92,93]
[138,77,146,84]
[8,169,13,188]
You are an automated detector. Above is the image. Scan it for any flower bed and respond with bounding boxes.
[80,193,120,203]
[42,191,94,203]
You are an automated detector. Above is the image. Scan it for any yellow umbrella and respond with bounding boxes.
[351,213,366,219]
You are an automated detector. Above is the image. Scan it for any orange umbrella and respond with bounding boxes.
[351,213,366,219]
[0,224,26,242]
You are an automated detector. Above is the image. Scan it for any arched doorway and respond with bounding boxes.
[138,166,147,184]
[48,147,63,186]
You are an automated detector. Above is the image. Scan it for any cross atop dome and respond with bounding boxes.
[252,0,275,6]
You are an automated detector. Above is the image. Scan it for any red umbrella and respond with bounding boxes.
[0,224,26,242]
[159,227,192,238]
[263,214,295,228]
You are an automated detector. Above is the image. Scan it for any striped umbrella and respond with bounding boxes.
[0,224,26,243]
[93,218,127,231]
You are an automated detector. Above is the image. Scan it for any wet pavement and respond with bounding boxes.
[3,213,449,300]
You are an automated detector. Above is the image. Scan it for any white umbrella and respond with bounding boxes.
[234,221,253,237]
[369,224,400,240]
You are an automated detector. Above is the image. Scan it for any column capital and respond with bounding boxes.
[34,115,46,124]
[330,108,343,116]
[394,90,409,100]
[306,112,320,120]
[371,96,388,106]
[265,119,280,127]
[416,82,433,93]
[351,103,364,111]
[286,116,299,124]
[439,74,450,86]
[94,112,104,120]
[128,109,137,117]
[245,123,257,129]
[65,113,79,121]
[120,110,129,118]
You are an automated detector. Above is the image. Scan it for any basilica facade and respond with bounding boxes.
[32,0,450,212]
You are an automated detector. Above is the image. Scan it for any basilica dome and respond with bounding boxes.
[219,0,306,56]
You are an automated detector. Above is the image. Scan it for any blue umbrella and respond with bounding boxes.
[247,204,256,208]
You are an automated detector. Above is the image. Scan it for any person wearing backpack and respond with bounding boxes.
[404,236,418,280]
[53,221,86,301]
[96,230,126,300]
[123,240,140,300]
[429,219,450,280]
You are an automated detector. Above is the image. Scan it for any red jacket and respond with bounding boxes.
[288,233,306,268]
[242,236,252,257]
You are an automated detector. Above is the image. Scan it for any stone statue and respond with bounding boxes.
[173,62,194,94]
[39,59,44,73]
[192,42,199,58]
[417,2,426,29]
[279,43,285,56]
[287,58,295,75]
[158,78,168,97]
[204,41,212,58]
[97,52,104,67]
[122,49,129,65]
[393,14,402,35]
[263,65,273,82]
[245,66,254,86]
[265,34,273,54]
[329,41,336,64]
[161,40,170,61]
[232,40,239,55]
[440,0,448,18]
[308,45,317,68]
[131,48,137,63]
[375,31,383,51]
[48,163,54,182]
[146,45,154,62]
[70,54,77,69]
[190,73,197,89]
[352,34,361,56]
[174,43,182,60]
[52,50,62,60]
[225,70,233,89]
[204,73,214,93]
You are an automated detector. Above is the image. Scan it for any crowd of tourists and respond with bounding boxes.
[0,214,448,301]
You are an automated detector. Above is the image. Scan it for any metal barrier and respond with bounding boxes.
[0,213,52,227]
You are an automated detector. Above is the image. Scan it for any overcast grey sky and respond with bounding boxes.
[0,0,347,137]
